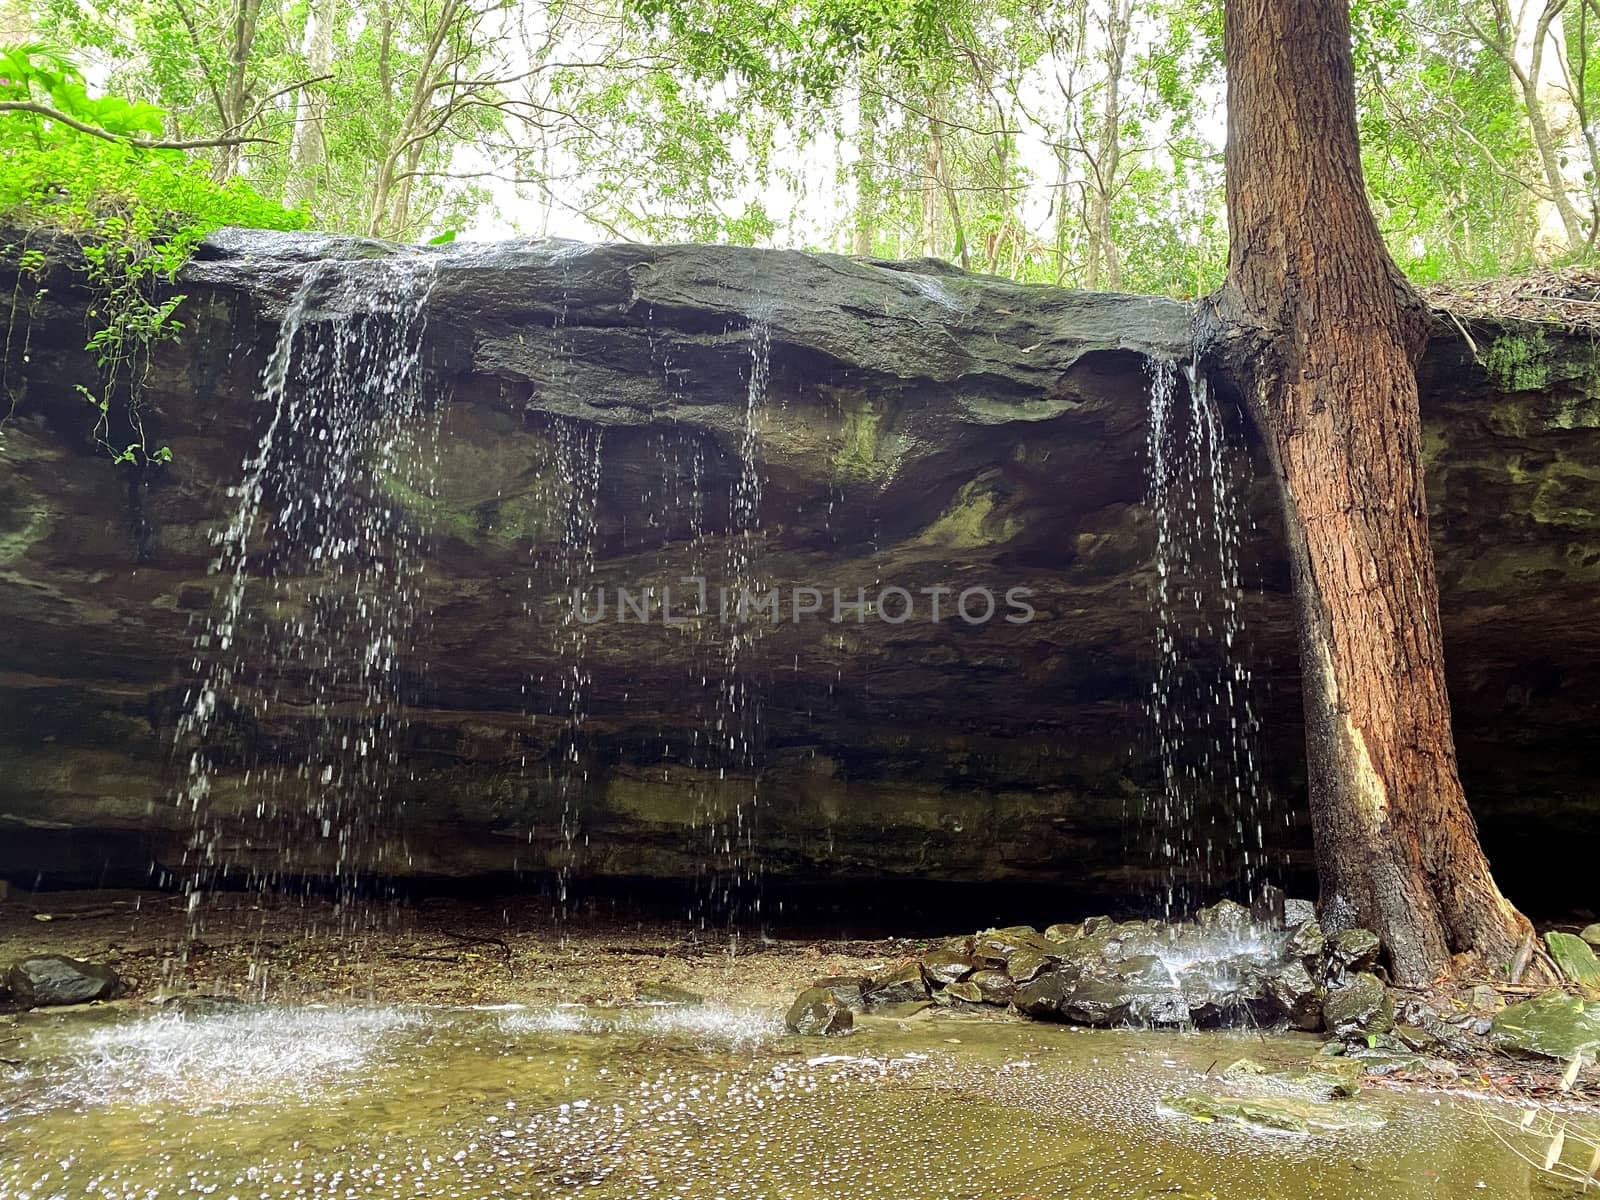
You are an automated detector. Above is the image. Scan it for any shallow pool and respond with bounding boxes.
[0,1001,1590,1198]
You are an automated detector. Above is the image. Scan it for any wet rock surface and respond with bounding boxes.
[862,962,931,1008]
[784,986,853,1036]
[0,231,1597,905]
[1324,973,1395,1037]
[4,954,122,1007]
[1163,1090,1386,1134]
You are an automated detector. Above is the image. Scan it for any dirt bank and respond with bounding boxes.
[0,887,910,1010]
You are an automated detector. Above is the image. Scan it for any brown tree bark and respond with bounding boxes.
[1203,0,1538,987]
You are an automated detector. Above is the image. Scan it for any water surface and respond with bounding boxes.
[0,1001,1587,1198]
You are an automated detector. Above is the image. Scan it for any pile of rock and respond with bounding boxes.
[787,900,1393,1037]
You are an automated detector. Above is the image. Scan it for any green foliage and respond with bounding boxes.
[0,42,304,466]
[1486,330,1554,392]
[2,0,1596,327]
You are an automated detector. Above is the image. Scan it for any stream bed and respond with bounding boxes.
[0,1001,1590,1199]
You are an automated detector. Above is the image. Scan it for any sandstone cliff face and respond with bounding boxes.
[0,230,1594,911]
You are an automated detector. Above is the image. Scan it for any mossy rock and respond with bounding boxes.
[1324,972,1394,1036]
[863,961,930,1007]
[785,986,853,1036]
[1547,932,1600,990]
[1491,991,1600,1060]
[1163,1091,1385,1134]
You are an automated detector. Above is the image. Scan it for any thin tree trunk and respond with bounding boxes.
[1510,0,1588,256]
[286,0,338,210]
[1204,0,1536,987]
[852,67,879,257]
[369,0,459,236]
[928,98,969,270]
[213,0,262,182]
[1086,0,1131,290]
[1052,145,1074,284]
[920,133,939,256]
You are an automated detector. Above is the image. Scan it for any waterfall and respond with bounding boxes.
[703,315,770,923]
[174,256,439,911]
[1143,356,1275,916]
[543,417,604,919]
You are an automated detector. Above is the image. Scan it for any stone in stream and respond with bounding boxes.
[862,962,930,1007]
[636,982,704,1006]
[1015,973,1187,1027]
[969,969,1015,1005]
[1004,949,1052,984]
[941,980,984,1003]
[1286,919,1327,963]
[1329,928,1381,973]
[1250,884,1288,930]
[1070,979,1188,1027]
[1195,900,1252,933]
[1546,931,1600,989]
[1220,1057,1269,1077]
[5,955,122,1007]
[919,950,977,987]
[811,975,870,1011]
[1265,959,1326,1031]
[972,926,1051,966]
[1111,955,1177,989]
[785,987,853,1036]
[1011,969,1075,1020]
[1490,991,1600,1060]
[1323,972,1395,1036]
[1283,898,1318,928]
[1227,1055,1362,1099]
[1043,922,1083,944]
[1163,1091,1385,1134]
[1305,1054,1366,1097]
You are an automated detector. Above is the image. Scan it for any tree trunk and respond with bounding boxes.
[286,0,338,211]
[1204,0,1536,987]
[1509,0,1589,257]
[925,95,969,270]
[368,0,458,236]
[919,135,939,256]
[852,67,879,257]
[1085,0,1131,290]
[213,0,262,182]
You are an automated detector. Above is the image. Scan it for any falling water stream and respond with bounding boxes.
[704,315,772,924]
[174,255,440,923]
[543,417,604,919]
[1144,357,1277,915]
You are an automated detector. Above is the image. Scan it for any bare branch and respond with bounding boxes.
[0,101,276,149]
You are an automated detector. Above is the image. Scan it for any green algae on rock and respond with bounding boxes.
[1163,1091,1386,1134]
[1547,932,1600,990]
[1491,991,1600,1060]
